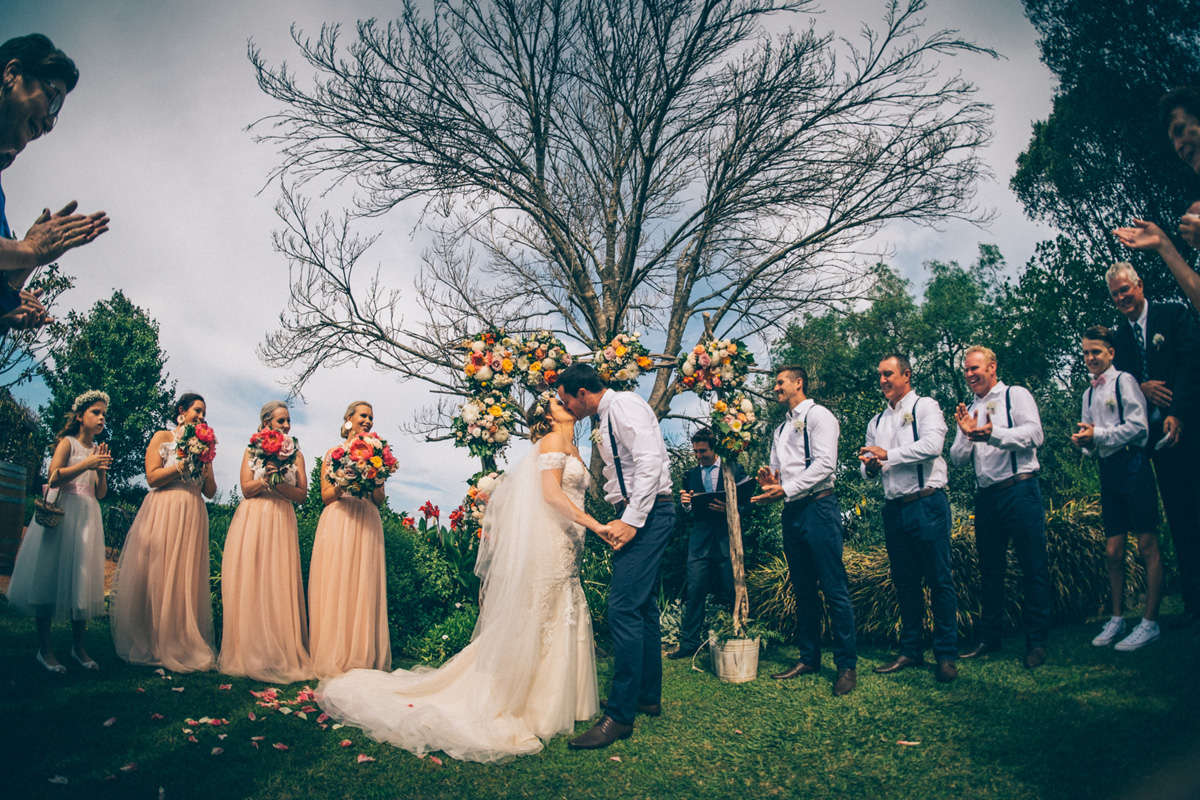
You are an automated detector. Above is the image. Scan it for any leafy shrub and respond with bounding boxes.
[382,518,457,653]
[404,603,479,667]
[748,496,1146,644]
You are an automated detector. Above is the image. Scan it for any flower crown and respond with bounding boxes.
[533,390,555,419]
[71,389,110,413]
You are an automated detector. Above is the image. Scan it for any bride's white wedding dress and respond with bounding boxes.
[316,449,599,763]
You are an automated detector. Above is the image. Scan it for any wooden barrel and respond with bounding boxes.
[0,461,27,575]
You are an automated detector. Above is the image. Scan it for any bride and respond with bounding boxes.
[316,394,611,763]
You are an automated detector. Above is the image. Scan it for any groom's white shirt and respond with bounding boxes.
[597,389,672,528]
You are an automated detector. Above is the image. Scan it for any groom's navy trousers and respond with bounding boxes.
[607,499,676,727]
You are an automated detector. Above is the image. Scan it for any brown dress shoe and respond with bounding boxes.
[833,668,857,696]
[599,698,661,717]
[568,715,633,750]
[873,655,924,674]
[771,661,820,680]
[935,659,958,683]
[960,641,998,659]
[1024,647,1047,669]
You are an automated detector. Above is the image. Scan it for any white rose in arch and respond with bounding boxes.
[476,365,494,382]
[740,399,754,414]
[471,341,486,353]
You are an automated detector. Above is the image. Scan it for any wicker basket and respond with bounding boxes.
[34,487,64,529]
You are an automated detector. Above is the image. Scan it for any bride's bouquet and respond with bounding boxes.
[248,429,300,487]
[176,422,217,476]
[327,433,399,497]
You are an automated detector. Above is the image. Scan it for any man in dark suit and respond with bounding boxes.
[670,428,746,659]
[1109,261,1200,628]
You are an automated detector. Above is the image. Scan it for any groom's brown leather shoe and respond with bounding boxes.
[873,655,923,674]
[568,716,632,750]
[771,661,819,680]
[600,698,661,717]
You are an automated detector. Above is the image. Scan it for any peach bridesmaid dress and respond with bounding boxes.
[111,431,216,673]
[307,455,391,678]
[217,451,314,683]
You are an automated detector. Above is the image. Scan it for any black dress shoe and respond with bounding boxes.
[568,716,633,750]
[1024,647,1047,669]
[833,668,857,696]
[960,641,999,659]
[873,655,924,674]
[935,659,958,683]
[667,645,698,660]
[599,698,661,717]
[771,661,820,680]
[1170,611,1197,630]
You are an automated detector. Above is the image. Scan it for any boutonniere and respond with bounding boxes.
[1153,333,1165,348]
[985,401,997,414]
[901,412,914,426]
[1105,397,1117,412]
[590,428,603,445]
[792,419,806,435]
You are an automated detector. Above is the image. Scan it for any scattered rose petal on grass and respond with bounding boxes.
[154,669,165,676]
[186,718,199,726]
[295,712,307,721]
[182,728,194,735]
[357,754,376,764]
[273,743,289,751]
[331,723,344,730]
[318,724,328,730]
[251,736,265,742]
[150,714,163,721]
[135,688,146,694]
[196,718,210,725]
[211,748,224,756]
[301,705,317,713]
[218,734,227,741]
[119,763,138,772]
[317,713,329,724]
[48,776,68,785]
[610,756,621,762]
[187,736,198,743]
[171,687,184,693]
[339,740,352,747]
[734,729,743,735]
[429,756,443,766]
[104,775,116,781]
[897,741,921,747]
[208,719,223,726]
[218,684,232,690]
[103,717,116,727]
[247,711,256,721]
[277,707,292,715]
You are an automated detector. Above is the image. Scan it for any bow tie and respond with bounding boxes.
[1091,375,1106,388]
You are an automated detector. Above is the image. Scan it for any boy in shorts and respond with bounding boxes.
[1071,326,1164,651]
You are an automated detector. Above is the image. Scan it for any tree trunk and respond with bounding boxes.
[723,459,749,638]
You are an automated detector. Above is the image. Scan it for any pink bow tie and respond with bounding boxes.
[1091,375,1106,388]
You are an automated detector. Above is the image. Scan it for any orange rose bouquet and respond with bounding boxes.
[326,433,399,497]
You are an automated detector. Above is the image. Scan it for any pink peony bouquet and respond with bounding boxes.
[248,429,300,487]
[176,422,217,476]
[326,433,399,497]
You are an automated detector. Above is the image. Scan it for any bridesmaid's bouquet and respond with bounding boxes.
[176,422,218,476]
[327,433,399,497]
[248,429,300,486]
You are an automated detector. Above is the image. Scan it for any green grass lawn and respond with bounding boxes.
[3,598,1199,800]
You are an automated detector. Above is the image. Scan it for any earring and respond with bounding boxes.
[176,414,184,424]
[342,421,352,432]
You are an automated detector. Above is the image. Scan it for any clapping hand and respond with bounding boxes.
[87,443,112,472]
[1114,219,1170,254]
[956,405,993,441]
[751,466,785,504]
[24,202,110,266]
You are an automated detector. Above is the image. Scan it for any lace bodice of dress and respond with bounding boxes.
[63,437,97,490]
[538,451,589,507]
[161,431,204,487]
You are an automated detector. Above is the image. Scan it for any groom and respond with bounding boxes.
[556,364,674,750]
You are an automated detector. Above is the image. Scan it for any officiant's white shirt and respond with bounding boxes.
[597,390,672,528]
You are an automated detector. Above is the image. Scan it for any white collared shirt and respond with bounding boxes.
[768,398,837,500]
[682,456,721,510]
[597,389,672,528]
[949,381,1043,488]
[1080,366,1148,457]
[861,390,947,500]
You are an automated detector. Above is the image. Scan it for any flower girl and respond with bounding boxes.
[8,390,112,672]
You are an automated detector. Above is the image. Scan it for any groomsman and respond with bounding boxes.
[556,364,675,749]
[1108,262,1200,629]
[752,365,857,697]
[860,355,958,683]
[950,345,1052,668]
[672,429,746,660]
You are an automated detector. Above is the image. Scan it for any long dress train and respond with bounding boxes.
[316,450,598,763]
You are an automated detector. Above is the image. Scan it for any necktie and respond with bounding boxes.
[1133,324,1148,382]
[704,465,715,493]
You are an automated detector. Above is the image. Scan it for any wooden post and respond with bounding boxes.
[723,459,749,638]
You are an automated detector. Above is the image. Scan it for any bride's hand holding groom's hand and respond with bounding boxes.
[607,519,638,551]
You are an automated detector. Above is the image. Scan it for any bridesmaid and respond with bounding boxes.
[111,392,218,673]
[8,390,111,672]
[218,401,315,683]
[308,401,392,677]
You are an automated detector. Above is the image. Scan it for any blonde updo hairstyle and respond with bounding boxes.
[526,399,555,444]
[340,400,373,439]
[259,400,288,430]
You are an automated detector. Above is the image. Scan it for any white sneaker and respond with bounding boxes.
[1115,620,1161,652]
[1092,617,1126,647]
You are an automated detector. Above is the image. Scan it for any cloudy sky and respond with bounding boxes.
[5,0,1058,513]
